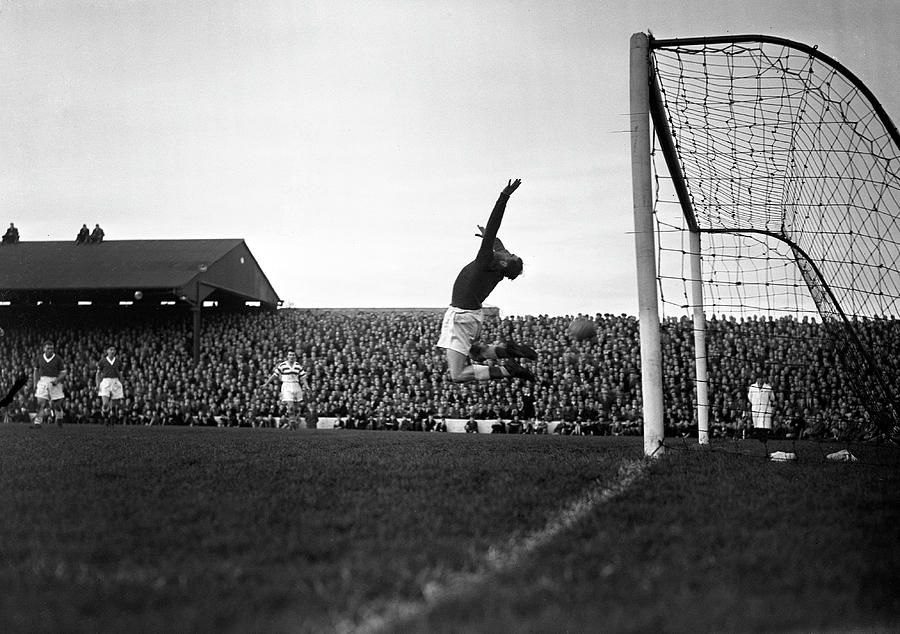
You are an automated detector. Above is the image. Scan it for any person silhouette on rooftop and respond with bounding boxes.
[2,223,20,244]
[90,224,105,243]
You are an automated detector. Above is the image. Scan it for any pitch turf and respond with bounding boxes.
[1,425,897,633]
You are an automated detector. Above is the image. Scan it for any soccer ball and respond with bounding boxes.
[567,317,597,341]
[134,291,143,300]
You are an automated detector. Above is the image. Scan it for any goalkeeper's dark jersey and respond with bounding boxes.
[450,192,510,310]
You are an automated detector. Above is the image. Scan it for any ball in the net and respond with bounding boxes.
[567,317,596,341]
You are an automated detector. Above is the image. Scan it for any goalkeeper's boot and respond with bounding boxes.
[502,341,538,360]
[504,358,536,382]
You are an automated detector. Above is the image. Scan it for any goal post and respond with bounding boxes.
[629,32,665,457]
[688,230,710,445]
[630,31,900,444]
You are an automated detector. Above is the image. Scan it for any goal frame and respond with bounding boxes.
[629,32,900,455]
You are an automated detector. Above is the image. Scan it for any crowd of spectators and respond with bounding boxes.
[0,306,897,440]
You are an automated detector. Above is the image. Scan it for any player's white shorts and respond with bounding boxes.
[280,382,304,403]
[751,411,773,429]
[35,376,65,402]
[98,378,125,400]
[436,306,484,356]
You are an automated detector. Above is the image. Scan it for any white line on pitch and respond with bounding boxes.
[334,458,649,634]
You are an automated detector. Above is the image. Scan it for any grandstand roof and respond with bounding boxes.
[0,239,280,307]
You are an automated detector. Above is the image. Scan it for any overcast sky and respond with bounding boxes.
[2,0,897,316]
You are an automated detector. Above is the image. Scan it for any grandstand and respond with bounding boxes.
[2,297,896,441]
[0,235,897,440]
[0,238,279,308]
[0,238,279,363]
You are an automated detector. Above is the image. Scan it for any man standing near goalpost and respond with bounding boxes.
[747,372,775,433]
[437,179,537,383]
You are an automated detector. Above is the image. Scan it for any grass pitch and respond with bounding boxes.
[1,425,897,633]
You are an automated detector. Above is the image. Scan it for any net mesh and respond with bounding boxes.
[648,36,900,440]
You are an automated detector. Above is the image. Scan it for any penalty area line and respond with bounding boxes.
[335,458,650,634]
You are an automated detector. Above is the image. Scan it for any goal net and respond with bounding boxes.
[631,34,900,450]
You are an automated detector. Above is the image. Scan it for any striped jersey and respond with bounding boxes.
[274,360,306,383]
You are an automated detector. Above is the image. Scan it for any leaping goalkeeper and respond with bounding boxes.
[436,179,537,383]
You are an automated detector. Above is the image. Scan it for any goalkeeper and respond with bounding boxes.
[436,179,537,383]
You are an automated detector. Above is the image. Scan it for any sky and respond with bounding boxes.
[1,0,898,317]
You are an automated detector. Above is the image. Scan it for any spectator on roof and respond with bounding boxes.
[90,224,105,243]
[2,223,19,244]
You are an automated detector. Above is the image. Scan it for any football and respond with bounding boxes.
[134,291,143,300]
[567,317,597,341]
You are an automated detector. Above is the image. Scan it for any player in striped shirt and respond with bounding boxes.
[96,345,125,425]
[33,341,67,427]
[261,351,310,430]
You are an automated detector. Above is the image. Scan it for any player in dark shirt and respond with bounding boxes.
[436,179,537,383]
[96,345,125,425]
[33,341,67,426]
